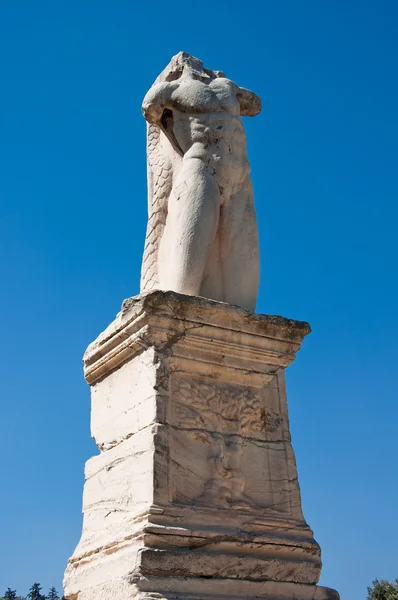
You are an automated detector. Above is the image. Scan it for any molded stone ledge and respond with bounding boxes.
[134,546,321,584]
[68,574,339,600]
[136,576,340,600]
[83,290,310,385]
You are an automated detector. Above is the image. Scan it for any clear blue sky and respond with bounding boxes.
[1,2,397,599]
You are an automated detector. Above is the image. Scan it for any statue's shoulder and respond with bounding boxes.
[210,77,238,90]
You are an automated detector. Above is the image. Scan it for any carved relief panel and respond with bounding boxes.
[167,374,301,516]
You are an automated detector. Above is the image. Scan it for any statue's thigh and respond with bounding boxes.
[167,158,220,226]
[159,158,221,295]
[220,183,260,312]
[163,158,221,259]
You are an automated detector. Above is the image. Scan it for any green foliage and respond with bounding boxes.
[26,584,45,600]
[367,578,398,600]
[1,583,61,600]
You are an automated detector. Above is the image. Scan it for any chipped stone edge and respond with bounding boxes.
[83,290,311,386]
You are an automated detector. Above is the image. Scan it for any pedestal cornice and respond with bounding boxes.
[84,290,311,386]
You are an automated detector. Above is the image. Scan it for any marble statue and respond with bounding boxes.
[63,53,340,600]
[140,52,261,312]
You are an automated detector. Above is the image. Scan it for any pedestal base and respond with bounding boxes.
[64,291,339,600]
[72,577,339,600]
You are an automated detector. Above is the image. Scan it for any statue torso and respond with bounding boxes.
[168,78,250,194]
[170,77,241,115]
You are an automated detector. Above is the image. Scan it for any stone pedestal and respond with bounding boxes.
[63,291,339,600]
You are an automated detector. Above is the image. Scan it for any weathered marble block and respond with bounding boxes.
[64,291,339,600]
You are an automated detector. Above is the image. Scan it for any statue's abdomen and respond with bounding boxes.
[174,113,250,193]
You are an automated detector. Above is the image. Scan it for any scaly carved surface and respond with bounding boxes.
[141,123,172,292]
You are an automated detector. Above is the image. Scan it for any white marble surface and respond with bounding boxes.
[63,291,339,600]
[140,53,261,312]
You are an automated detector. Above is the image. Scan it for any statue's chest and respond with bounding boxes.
[173,80,238,114]
[173,81,218,112]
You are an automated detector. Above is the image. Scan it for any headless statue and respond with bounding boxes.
[140,52,261,312]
